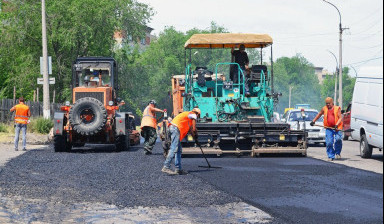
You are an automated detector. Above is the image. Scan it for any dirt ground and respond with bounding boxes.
[0,131,50,145]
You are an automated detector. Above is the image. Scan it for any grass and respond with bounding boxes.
[29,118,53,134]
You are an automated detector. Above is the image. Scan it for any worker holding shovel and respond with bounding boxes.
[311,97,343,161]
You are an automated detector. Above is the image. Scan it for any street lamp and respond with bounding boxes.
[327,50,338,102]
[350,66,358,78]
[323,0,348,108]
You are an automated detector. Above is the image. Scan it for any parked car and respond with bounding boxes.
[350,66,383,158]
[342,103,352,140]
[282,109,325,145]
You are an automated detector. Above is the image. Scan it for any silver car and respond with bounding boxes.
[282,109,326,145]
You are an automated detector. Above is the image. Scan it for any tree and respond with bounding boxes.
[117,22,238,116]
[273,54,323,114]
[0,0,153,101]
[321,67,356,109]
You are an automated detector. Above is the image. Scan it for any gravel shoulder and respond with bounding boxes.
[0,132,50,145]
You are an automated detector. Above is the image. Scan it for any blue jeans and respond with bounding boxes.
[325,129,342,159]
[15,123,27,150]
[163,125,182,170]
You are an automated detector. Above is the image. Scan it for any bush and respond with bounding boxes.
[0,123,8,133]
[29,117,53,134]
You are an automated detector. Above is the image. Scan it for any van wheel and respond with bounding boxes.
[360,134,373,158]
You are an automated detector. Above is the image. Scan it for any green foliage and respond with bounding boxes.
[0,0,153,102]
[1,0,356,120]
[0,123,8,133]
[116,22,238,117]
[273,54,323,113]
[321,67,356,109]
[29,117,53,134]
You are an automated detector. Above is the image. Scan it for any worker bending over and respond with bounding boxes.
[162,108,201,175]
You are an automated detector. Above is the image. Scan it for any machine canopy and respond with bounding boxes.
[184,33,273,49]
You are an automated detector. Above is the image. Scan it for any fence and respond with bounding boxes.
[0,99,62,123]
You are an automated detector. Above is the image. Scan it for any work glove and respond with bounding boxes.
[334,125,339,130]
[310,121,315,126]
[194,134,199,146]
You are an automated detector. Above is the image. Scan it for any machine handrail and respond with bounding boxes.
[185,64,192,94]
[215,62,245,101]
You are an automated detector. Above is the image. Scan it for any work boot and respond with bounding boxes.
[144,148,152,155]
[336,154,341,160]
[22,148,27,151]
[327,158,334,162]
[175,170,188,175]
[15,148,18,151]
[161,167,176,175]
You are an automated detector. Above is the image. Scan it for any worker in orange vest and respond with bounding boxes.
[311,97,343,161]
[141,100,164,155]
[10,97,31,151]
[162,107,201,175]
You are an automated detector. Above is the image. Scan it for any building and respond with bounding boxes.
[114,27,155,51]
[315,67,334,84]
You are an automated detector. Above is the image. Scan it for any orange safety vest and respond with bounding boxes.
[14,104,30,124]
[323,106,343,130]
[171,111,195,141]
[141,106,157,129]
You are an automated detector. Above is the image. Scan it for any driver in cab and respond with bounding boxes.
[231,44,250,96]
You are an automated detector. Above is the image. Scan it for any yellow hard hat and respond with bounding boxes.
[192,108,201,115]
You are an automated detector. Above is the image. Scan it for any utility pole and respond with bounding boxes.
[289,86,294,108]
[323,0,349,109]
[327,50,338,103]
[42,0,50,118]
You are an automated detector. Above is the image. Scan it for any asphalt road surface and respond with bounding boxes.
[0,140,382,223]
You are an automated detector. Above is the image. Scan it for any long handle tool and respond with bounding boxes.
[196,141,222,169]
[313,124,354,133]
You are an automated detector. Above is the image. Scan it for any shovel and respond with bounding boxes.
[313,124,354,133]
[196,141,222,169]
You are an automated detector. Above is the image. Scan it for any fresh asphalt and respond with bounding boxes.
[183,156,383,224]
[0,143,382,223]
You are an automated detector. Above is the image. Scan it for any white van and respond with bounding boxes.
[350,66,383,158]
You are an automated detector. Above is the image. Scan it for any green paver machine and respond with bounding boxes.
[163,33,307,156]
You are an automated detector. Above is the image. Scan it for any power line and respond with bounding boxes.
[350,7,383,26]
[273,32,338,40]
[346,56,383,66]
[350,16,384,35]
[346,42,383,50]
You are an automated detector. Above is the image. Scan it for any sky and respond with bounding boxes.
[138,0,383,75]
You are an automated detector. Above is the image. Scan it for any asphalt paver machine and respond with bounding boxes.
[163,33,307,156]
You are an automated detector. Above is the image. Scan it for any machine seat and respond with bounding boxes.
[249,65,268,82]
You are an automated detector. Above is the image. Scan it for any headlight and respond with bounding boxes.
[65,101,70,106]
[108,101,114,106]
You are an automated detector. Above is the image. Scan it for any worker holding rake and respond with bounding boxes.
[311,97,343,161]
[161,108,201,175]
